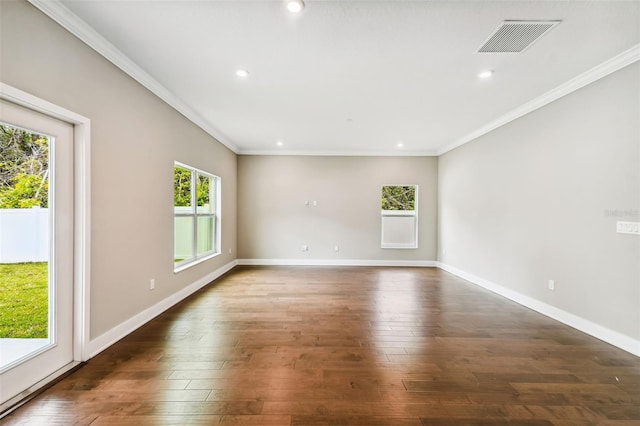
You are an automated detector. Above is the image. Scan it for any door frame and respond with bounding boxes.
[0,82,91,363]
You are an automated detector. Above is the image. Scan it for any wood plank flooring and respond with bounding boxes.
[2,266,639,425]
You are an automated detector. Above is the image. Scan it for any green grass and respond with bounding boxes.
[0,262,48,338]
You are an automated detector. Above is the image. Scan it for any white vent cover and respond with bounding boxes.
[477,20,561,53]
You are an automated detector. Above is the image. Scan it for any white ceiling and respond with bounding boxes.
[38,1,640,155]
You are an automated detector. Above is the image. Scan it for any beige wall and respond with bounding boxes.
[439,63,640,340]
[1,1,238,339]
[238,155,438,262]
[3,0,637,354]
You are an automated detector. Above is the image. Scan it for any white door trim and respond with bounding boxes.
[0,82,91,362]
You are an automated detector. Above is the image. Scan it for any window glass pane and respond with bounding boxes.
[174,166,192,213]
[381,185,418,249]
[174,216,194,263]
[381,185,415,211]
[197,215,214,255]
[0,124,50,350]
[196,173,213,214]
[174,163,220,270]
[382,215,417,247]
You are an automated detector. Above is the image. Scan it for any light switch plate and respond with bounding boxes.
[616,221,640,235]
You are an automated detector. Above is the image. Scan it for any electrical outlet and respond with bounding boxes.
[301,245,308,252]
[228,248,232,254]
[334,245,339,252]
[548,280,555,291]
[150,279,155,290]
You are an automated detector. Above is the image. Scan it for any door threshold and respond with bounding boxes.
[0,361,84,419]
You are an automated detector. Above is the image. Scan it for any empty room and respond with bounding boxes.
[0,0,639,424]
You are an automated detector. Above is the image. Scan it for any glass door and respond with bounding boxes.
[0,99,74,406]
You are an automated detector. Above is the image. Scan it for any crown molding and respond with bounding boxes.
[238,149,439,157]
[26,0,639,158]
[27,0,240,154]
[438,43,640,156]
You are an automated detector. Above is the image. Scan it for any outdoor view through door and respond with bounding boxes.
[0,125,50,365]
[0,100,74,407]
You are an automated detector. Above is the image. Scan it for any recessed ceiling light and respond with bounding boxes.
[286,0,305,13]
[235,69,250,78]
[276,141,284,147]
[478,70,494,79]
[396,142,404,148]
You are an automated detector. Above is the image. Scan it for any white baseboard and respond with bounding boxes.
[85,259,639,360]
[237,258,437,267]
[86,260,237,358]
[437,262,640,358]
[85,258,432,359]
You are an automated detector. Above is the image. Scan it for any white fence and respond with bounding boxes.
[174,206,215,260]
[0,208,49,263]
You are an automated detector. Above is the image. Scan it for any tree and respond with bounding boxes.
[173,166,192,207]
[196,174,211,207]
[174,166,211,208]
[381,185,415,210]
[0,125,49,208]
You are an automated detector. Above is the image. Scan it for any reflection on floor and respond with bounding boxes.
[3,266,640,424]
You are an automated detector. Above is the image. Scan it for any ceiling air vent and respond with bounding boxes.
[477,20,561,53]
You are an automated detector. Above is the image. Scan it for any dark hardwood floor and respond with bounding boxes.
[2,266,640,425]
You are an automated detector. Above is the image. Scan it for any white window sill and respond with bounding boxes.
[174,251,220,273]
[381,210,416,217]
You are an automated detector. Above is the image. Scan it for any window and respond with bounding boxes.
[174,162,220,270]
[381,185,418,249]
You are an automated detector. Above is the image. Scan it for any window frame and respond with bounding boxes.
[173,161,221,272]
[380,184,418,249]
